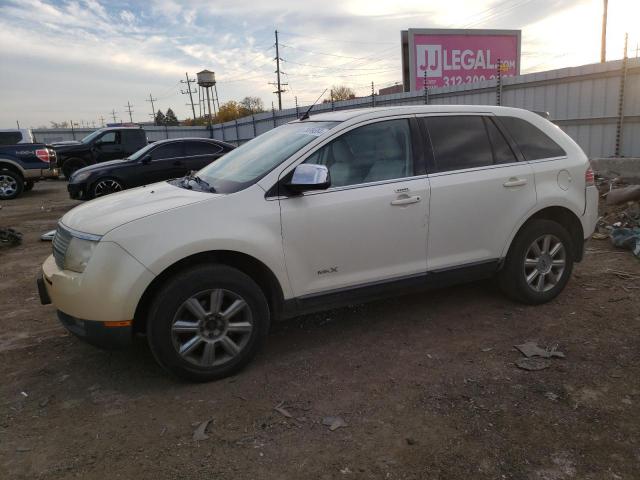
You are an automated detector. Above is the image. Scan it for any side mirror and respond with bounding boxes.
[141,154,152,164]
[285,164,331,194]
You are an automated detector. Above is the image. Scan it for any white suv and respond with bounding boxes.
[37,106,598,381]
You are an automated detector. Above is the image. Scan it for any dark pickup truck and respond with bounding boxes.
[53,126,148,178]
[0,144,58,200]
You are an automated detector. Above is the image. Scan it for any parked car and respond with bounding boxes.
[53,126,148,179]
[0,142,58,200]
[37,105,598,381]
[67,138,235,200]
[0,128,35,145]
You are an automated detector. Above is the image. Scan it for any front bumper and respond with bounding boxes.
[67,182,87,200]
[57,311,132,349]
[39,242,155,322]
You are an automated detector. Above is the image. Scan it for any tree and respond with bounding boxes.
[215,101,242,123]
[239,96,265,116]
[154,110,165,126]
[165,108,179,126]
[330,85,356,102]
[50,121,69,128]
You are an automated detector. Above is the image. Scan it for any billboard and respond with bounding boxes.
[402,29,521,91]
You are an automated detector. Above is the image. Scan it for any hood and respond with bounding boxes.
[61,181,220,236]
[71,159,127,178]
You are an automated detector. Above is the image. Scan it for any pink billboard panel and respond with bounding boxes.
[409,30,520,90]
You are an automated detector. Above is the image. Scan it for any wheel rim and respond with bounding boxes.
[0,175,17,198]
[94,179,122,197]
[171,289,253,367]
[523,234,566,293]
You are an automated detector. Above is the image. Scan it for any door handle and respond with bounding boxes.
[503,178,527,188]
[391,195,421,206]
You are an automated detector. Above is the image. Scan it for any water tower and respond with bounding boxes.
[197,70,216,127]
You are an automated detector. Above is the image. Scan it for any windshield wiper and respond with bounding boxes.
[181,171,215,192]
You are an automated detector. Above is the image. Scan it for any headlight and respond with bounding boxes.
[71,171,91,183]
[64,237,98,273]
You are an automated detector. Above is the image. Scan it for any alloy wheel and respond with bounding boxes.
[93,179,123,197]
[171,289,253,367]
[0,174,17,198]
[523,234,566,293]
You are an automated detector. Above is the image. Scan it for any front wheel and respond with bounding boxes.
[61,158,87,179]
[91,177,123,198]
[499,219,574,304]
[147,265,270,382]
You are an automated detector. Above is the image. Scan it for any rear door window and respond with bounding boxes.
[0,132,23,145]
[499,116,566,160]
[151,142,183,159]
[425,116,493,172]
[185,141,223,156]
[485,118,518,164]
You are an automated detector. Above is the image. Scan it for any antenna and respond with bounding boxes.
[300,89,328,121]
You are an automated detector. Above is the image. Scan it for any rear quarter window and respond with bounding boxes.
[499,116,566,160]
[0,132,23,145]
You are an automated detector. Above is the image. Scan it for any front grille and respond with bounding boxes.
[52,224,72,269]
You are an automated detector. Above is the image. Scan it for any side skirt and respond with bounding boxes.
[281,259,501,319]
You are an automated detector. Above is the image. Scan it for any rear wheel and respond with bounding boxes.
[91,177,123,198]
[147,264,270,382]
[0,169,24,200]
[499,219,574,304]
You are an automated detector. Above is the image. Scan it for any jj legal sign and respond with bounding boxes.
[402,29,521,91]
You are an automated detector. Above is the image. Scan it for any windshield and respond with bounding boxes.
[196,121,339,193]
[80,130,104,144]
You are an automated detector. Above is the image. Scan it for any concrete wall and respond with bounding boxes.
[33,58,640,158]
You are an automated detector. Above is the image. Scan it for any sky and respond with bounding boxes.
[0,0,638,128]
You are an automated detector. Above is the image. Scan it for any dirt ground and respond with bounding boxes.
[1,180,639,480]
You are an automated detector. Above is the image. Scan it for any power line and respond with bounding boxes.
[278,30,396,46]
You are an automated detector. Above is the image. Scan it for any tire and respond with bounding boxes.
[147,264,270,382]
[91,177,124,198]
[0,168,24,200]
[24,180,34,192]
[61,158,86,179]
[499,219,574,304]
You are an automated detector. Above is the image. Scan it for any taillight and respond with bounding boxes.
[35,149,51,163]
[585,166,595,187]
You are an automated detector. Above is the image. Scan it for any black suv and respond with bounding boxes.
[53,127,148,178]
[67,138,234,199]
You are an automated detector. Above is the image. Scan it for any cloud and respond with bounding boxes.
[0,0,593,127]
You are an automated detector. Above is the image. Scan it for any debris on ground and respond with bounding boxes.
[192,419,213,441]
[516,358,551,371]
[274,401,293,418]
[606,185,640,205]
[40,230,56,241]
[322,416,348,431]
[610,228,640,258]
[514,342,565,359]
[0,228,22,247]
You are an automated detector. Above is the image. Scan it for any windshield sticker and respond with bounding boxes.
[297,127,329,137]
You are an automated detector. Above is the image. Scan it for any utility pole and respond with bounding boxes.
[124,102,134,123]
[110,109,118,123]
[180,72,197,120]
[269,30,287,110]
[16,120,20,129]
[423,69,429,105]
[371,81,375,107]
[99,116,105,127]
[601,0,608,63]
[146,94,157,123]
